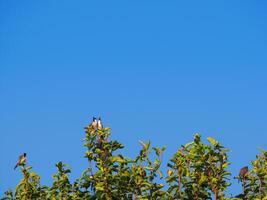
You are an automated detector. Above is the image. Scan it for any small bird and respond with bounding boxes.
[97,117,103,129]
[239,166,248,180]
[14,153,27,170]
[91,117,97,129]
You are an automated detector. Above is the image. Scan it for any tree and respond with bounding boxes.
[1,119,266,199]
[166,134,230,200]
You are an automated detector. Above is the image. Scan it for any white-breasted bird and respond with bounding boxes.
[97,117,103,129]
[91,117,97,129]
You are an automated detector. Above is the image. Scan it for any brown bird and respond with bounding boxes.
[14,153,26,170]
[91,117,97,129]
[239,166,248,179]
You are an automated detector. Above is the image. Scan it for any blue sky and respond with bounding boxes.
[1,0,267,195]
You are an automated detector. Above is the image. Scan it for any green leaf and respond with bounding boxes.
[157,170,163,179]
[144,166,154,171]
[207,137,217,146]
[109,156,126,164]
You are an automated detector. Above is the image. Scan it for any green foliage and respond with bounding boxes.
[48,162,73,199]
[234,149,267,200]
[1,121,267,199]
[14,166,47,200]
[166,134,230,200]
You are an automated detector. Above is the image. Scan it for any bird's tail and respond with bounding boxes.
[14,164,18,170]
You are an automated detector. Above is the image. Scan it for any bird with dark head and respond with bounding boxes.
[91,117,97,129]
[14,153,27,170]
[97,117,103,129]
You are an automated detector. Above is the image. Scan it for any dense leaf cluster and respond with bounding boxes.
[2,122,267,199]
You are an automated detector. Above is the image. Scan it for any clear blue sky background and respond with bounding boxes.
[1,0,267,196]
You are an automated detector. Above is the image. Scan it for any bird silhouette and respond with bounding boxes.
[14,153,26,170]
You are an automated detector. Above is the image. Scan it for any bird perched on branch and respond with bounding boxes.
[239,166,248,181]
[97,117,103,129]
[14,153,26,170]
[91,117,97,129]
